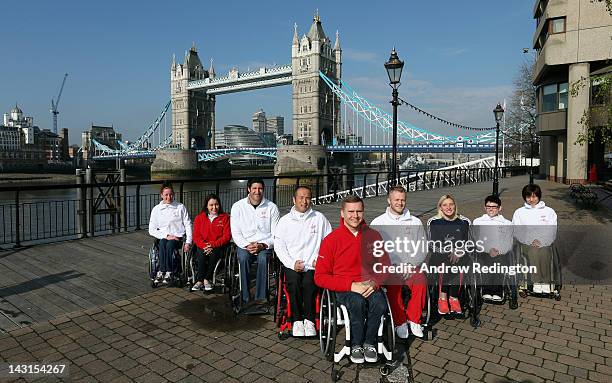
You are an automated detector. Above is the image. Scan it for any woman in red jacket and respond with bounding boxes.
[192,194,231,291]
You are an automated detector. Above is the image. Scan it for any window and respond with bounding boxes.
[542,84,558,112]
[550,17,565,34]
[541,82,568,112]
[558,82,568,109]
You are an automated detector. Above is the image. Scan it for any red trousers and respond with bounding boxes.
[387,272,427,325]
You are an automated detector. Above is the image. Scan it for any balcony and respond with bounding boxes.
[536,110,567,135]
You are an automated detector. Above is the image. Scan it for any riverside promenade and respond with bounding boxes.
[0,175,611,382]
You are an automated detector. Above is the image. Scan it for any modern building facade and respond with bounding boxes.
[533,0,612,183]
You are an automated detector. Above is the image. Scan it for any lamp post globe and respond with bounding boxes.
[384,48,404,185]
[492,103,504,196]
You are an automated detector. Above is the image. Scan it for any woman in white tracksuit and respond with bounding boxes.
[512,184,557,295]
[148,183,192,285]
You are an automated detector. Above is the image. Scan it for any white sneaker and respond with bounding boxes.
[532,283,542,294]
[409,321,424,338]
[541,283,551,294]
[395,323,409,339]
[191,281,203,291]
[491,295,502,302]
[482,294,493,300]
[292,321,305,337]
[204,281,213,291]
[154,271,163,283]
[303,319,316,337]
[162,271,172,284]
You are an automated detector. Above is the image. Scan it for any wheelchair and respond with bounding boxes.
[426,252,481,328]
[397,279,432,339]
[318,288,396,382]
[147,238,187,288]
[185,245,231,293]
[274,263,321,339]
[515,242,562,301]
[471,251,519,310]
[227,246,278,315]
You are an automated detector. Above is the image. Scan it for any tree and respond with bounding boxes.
[504,56,539,164]
[570,74,612,145]
[570,1,612,145]
[593,0,612,14]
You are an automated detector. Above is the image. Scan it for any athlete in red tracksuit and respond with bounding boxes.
[192,194,231,291]
[315,195,390,364]
[370,186,427,339]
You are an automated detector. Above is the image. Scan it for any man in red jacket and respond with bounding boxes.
[315,195,389,364]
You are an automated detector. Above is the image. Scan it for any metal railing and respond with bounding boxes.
[0,166,532,248]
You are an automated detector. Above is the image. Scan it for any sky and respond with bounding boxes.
[1,0,535,145]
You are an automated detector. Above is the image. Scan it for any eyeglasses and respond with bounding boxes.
[485,205,500,209]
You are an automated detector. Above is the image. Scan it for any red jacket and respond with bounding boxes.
[193,212,231,249]
[315,219,390,292]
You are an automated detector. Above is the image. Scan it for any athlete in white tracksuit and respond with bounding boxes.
[512,184,557,294]
[274,186,331,337]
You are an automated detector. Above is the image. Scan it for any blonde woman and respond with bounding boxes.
[427,195,471,315]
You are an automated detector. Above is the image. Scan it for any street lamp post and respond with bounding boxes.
[492,103,505,196]
[528,126,535,184]
[384,48,404,185]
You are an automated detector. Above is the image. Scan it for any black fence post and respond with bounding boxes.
[272,178,278,204]
[316,176,320,202]
[362,173,367,196]
[375,173,380,196]
[14,190,20,248]
[135,184,141,231]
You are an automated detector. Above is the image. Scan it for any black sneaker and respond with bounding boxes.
[350,347,365,364]
[363,345,378,363]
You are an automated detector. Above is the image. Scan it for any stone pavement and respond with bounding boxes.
[0,175,611,382]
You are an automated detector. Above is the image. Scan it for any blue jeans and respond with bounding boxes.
[159,239,180,273]
[236,248,271,303]
[336,289,388,347]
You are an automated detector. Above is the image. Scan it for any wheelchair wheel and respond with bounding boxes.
[319,289,334,357]
[228,248,242,315]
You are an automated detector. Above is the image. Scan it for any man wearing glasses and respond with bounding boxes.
[472,195,514,302]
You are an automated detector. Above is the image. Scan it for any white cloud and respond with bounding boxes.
[343,48,380,64]
[441,47,469,56]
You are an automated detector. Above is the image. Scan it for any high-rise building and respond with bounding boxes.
[266,116,284,136]
[532,0,612,183]
[252,109,284,136]
[252,109,267,133]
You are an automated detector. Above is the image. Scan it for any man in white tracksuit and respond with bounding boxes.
[230,178,280,305]
[370,186,427,338]
[512,184,557,295]
[274,186,332,337]
[472,195,514,302]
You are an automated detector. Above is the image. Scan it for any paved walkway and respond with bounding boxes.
[0,176,611,382]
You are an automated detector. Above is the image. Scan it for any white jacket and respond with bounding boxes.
[370,208,428,266]
[148,201,192,244]
[512,201,557,247]
[274,207,332,271]
[472,214,513,254]
[230,197,280,249]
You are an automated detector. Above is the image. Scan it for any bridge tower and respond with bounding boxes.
[291,13,341,146]
[170,44,215,150]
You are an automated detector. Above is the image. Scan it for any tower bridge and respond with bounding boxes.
[89,13,499,177]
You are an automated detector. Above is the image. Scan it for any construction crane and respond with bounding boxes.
[50,73,68,134]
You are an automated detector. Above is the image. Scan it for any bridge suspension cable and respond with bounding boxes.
[319,71,495,144]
